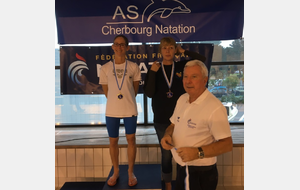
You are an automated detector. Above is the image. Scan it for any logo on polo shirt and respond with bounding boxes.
[187,119,196,129]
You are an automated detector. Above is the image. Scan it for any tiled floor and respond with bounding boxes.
[55,125,244,147]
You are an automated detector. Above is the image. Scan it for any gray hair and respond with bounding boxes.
[184,59,208,77]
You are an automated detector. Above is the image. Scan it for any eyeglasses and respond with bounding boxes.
[113,43,126,47]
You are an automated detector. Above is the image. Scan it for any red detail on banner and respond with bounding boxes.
[76,53,86,62]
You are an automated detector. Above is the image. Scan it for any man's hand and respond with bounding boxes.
[161,135,174,150]
[176,147,199,162]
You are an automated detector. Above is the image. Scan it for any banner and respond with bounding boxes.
[60,44,213,94]
[55,0,244,44]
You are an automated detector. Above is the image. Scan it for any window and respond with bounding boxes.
[208,65,244,122]
[55,39,244,125]
[55,70,144,125]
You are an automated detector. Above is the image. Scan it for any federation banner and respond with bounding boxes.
[55,0,244,44]
[60,44,213,94]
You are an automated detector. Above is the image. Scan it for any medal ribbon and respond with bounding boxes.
[161,62,175,90]
[113,60,127,92]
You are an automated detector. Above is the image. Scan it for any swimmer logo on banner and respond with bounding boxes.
[55,0,244,44]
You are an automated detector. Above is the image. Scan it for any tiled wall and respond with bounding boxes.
[55,146,244,189]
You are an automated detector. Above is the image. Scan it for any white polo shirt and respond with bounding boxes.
[99,60,141,117]
[170,89,232,166]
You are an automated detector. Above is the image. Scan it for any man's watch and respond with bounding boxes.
[198,147,204,159]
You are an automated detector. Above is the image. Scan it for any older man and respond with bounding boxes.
[161,59,233,190]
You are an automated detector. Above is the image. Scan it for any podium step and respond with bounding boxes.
[103,164,162,190]
[60,181,105,190]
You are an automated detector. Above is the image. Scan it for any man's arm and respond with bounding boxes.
[202,136,233,157]
[176,137,233,162]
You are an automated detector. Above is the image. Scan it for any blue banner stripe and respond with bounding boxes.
[56,0,243,44]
